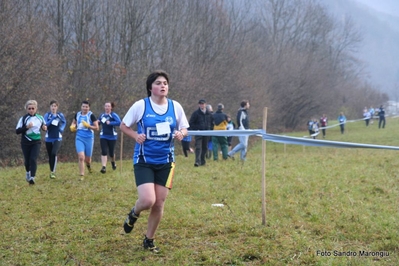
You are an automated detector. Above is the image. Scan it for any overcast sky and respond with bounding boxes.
[354,0,399,17]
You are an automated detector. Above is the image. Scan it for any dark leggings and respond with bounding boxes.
[181,140,191,157]
[379,117,386,128]
[21,142,41,177]
[227,136,232,147]
[195,136,208,165]
[46,140,62,172]
[100,138,116,157]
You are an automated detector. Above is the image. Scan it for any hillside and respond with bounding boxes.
[322,0,399,97]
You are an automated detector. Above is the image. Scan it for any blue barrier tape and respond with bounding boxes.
[318,118,364,130]
[187,129,399,150]
[318,115,397,130]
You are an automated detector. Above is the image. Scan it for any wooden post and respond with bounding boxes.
[262,107,267,225]
[120,132,123,174]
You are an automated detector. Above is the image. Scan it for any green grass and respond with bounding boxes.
[1,118,398,265]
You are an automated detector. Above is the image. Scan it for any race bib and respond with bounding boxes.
[51,119,59,126]
[156,122,171,135]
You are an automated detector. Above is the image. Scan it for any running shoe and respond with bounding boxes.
[143,236,160,253]
[25,172,31,182]
[123,208,139,233]
[86,163,92,173]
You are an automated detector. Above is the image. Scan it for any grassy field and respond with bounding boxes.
[1,118,398,265]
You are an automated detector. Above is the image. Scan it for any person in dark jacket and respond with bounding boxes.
[44,100,66,179]
[205,104,214,159]
[212,103,229,160]
[228,100,250,161]
[98,101,121,173]
[189,99,213,166]
[378,105,386,129]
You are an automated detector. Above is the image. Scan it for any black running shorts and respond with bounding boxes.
[133,162,175,189]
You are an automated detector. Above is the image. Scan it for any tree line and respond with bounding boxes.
[0,0,388,166]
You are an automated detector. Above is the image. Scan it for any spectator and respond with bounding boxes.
[320,114,328,138]
[226,115,235,152]
[44,100,66,179]
[228,100,250,161]
[369,106,375,124]
[98,102,121,173]
[311,118,319,139]
[189,99,213,166]
[205,104,214,159]
[338,112,346,134]
[212,103,229,160]
[206,138,213,159]
[16,100,47,185]
[181,134,193,157]
[307,118,314,137]
[363,107,370,126]
[378,105,386,129]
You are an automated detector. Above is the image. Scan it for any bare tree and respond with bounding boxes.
[0,0,387,165]
[253,0,369,130]
[0,0,65,164]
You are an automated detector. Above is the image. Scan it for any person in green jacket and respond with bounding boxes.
[16,100,47,185]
